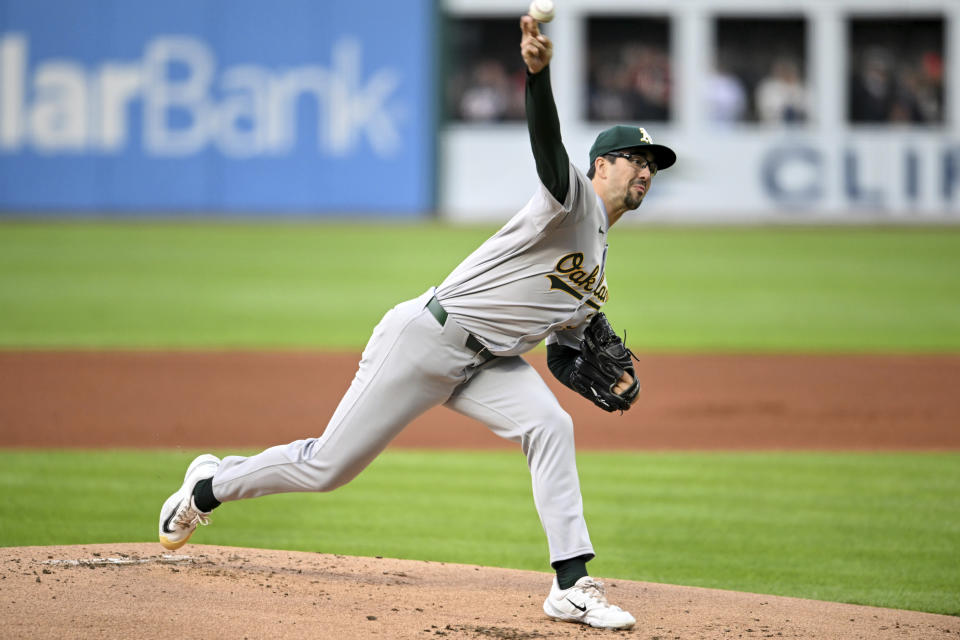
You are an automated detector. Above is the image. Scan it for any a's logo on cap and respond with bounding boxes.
[637,127,653,144]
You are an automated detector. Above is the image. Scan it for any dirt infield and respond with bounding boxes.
[1,351,958,449]
[2,543,958,640]
[2,351,958,638]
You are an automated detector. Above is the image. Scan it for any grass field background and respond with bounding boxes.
[1,449,957,615]
[1,222,958,616]
[1,223,958,350]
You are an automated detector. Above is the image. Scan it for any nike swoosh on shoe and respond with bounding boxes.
[566,597,587,612]
[162,510,177,534]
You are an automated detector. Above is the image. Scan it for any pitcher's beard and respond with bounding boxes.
[623,191,644,210]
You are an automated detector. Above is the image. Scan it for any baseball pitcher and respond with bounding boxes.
[158,14,675,630]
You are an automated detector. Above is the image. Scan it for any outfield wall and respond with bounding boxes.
[1,0,958,222]
[0,0,436,216]
[441,0,960,223]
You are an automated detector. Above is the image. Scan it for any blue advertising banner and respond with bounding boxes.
[0,0,436,215]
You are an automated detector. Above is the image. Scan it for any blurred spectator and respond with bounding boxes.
[586,17,671,122]
[848,18,944,125]
[625,44,671,120]
[849,48,942,124]
[849,48,894,122]
[446,17,526,123]
[459,60,512,121]
[589,63,634,121]
[705,60,747,123]
[914,51,944,122]
[755,57,808,124]
[712,17,808,125]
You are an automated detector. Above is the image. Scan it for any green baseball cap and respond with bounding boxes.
[589,125,677,171]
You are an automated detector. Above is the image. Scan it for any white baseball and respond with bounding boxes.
[528,0,555,23]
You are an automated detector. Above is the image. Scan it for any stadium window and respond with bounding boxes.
[443,16,526,123]
[585,16,672,122]
[847,17,944,125]
[710,17,809,126]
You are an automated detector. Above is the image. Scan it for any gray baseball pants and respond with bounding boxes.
[211,288,595,564]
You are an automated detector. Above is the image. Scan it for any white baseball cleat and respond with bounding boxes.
[543,576,637,629]
[158,454,221,551]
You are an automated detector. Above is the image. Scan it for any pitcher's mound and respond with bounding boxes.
[2,543,956,639]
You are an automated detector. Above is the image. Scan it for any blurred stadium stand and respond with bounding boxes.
[1,0,957,222]
[442,0,958,223]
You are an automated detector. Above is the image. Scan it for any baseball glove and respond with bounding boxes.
[568,313,639,412]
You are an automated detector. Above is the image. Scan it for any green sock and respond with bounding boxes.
[192,478,221,513]
[552,555,591,590]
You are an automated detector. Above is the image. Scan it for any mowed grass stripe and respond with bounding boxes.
[0,223,958,351]
[0,449,957,615]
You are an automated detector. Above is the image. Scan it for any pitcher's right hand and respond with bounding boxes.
[520,15,553,74]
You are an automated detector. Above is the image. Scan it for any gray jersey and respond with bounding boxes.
[174,23,663,606]
[436,164,609,356]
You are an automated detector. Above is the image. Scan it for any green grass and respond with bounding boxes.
[1,223,958,351]
[1,222,957,616]
[1,449,957,615]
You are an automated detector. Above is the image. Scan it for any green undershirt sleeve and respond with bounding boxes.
[546,343,579,390]
[526,66,570,204]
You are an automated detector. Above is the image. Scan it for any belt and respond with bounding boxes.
[427,296,495,364]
